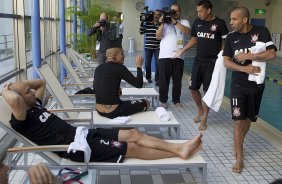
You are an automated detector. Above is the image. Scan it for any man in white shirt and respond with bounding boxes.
[156,3,190,108]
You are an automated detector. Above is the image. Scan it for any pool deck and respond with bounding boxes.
[6,51,282,184]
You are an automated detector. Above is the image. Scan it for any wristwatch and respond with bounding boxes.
[174,21,178,25]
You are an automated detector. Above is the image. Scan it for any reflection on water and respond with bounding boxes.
[184,58,282,131]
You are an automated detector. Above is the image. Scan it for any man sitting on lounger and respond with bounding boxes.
[94,47,150,119]
[2,79,202,163]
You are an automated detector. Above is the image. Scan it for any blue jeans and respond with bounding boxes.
[145,48,160,82]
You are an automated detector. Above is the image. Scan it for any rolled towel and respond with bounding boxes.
[109,116,130,124]
[155,107,170,121]
[67,126,91,163]
[248,41,267,84]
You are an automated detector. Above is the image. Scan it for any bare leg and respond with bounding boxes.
[199,102,209,131]
[118,129,202,159]
[190,90,203,123]
[233,119,251,173]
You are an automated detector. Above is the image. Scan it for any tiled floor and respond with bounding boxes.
[6,52,282,184]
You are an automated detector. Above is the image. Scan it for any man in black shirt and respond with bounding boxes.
[3,79,203,163]
[94,48,149,119]
[87,13,121,65]
[140,10,161,85]
[223,6,276,173]
[174,0,228,131]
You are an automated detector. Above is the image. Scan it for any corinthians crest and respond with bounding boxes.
[251,34,259,43]
[210,24,217,31]
[233,107,241,117]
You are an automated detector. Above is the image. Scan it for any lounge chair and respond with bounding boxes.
[0,96,207,184]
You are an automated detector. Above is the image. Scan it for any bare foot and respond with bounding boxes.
[175,103,183,107]
[232,159,244,173]
[198,117,207,131]
[194,113,202,123]
[180,133,203,159]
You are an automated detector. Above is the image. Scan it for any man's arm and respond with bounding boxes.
[2,84,26,121]
[223,56,261,74]
[24,79,46,101]
[173,37,197,58]
[104,23,119,41]
[234,49,276,63]
[86,26,98,37]
[173,20,190,35]
[156,22,164,40]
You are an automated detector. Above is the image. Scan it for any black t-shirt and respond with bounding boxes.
[191,17,228,62]
[94,62,143,104]
[10,99,76,146]
[223,25,277,87]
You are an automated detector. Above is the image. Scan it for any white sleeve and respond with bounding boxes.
[180,19,190,28]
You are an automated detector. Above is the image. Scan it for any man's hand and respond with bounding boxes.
[243,64,261,75]
[135,55,144,67]
[94,21,100,28]
[234,52,251,63]
[173,49,183,58]
[28,164,61,184]
[1,83,11,95]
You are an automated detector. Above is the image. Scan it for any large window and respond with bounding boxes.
[0,18,16,76]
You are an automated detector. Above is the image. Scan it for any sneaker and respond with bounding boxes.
[175,103,183,107]
[147,78,152,83]
[161,103,168,109]
[155,82,159,86]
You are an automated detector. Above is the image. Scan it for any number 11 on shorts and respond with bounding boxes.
[232,98,238,106]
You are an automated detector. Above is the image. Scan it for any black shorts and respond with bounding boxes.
[230,84,264,122]
[189,60,215,92]
[97,99,148,119]
[67,128,127,163]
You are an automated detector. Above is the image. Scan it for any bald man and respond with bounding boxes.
[94,48,150,119]
[2,79,202,163]
[87,12,122,65]
[223,6,276,173]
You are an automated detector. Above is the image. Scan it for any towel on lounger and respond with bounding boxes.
[203,51,226,112]
[68,126,91,163]
[155,107,170,121]
[109,116,130,124]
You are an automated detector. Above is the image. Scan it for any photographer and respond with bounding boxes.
[156,3,190,108]
[139,9,161,85]
[86,12,121,65]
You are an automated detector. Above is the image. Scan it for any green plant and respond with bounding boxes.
[66,2,120,58]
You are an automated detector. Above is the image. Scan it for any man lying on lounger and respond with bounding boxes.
[94,47,150,119]
[2,79,202,163]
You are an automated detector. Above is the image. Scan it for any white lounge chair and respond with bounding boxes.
[0,96,207,184]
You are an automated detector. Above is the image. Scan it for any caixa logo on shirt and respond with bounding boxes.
[39,112,51,122]
[197,32,215,39]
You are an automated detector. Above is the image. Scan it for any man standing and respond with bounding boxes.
[156,3,190,108]
[223,6,276,173]
[174,0,228,130]
[87,12,121,65]
[140,10,161,85]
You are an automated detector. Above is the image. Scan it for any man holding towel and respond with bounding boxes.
[174,0,228,131]
[223,6,276,173]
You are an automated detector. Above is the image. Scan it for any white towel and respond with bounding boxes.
[155,107,170,121]
[203,51,226,112]
[109,116,130,124]
[248,41,267,84]
[67,126,91,163]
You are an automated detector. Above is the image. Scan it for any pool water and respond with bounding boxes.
[184,59,282,131]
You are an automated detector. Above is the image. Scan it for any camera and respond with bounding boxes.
[140,6,154,23]
[161,7,176,23]
[97,20,107,28]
